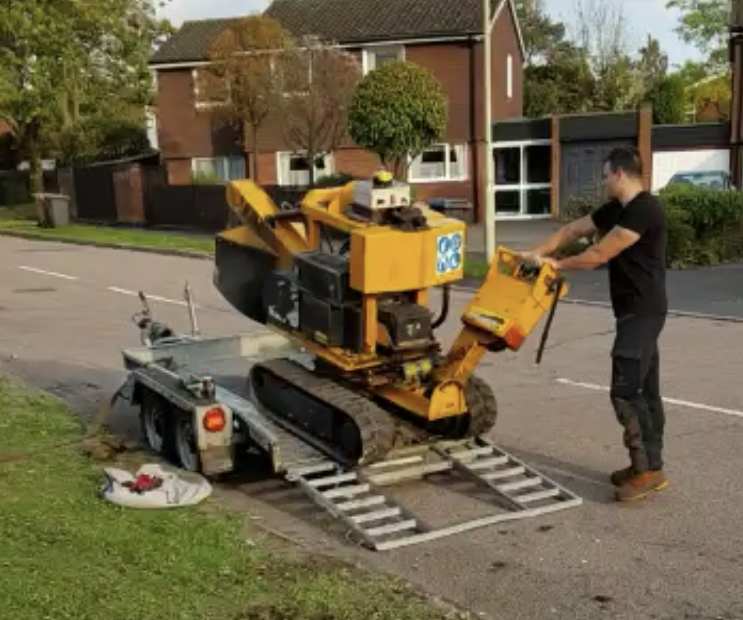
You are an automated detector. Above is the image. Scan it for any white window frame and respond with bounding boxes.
[191,156,246,182]
[361,44,405,74]
[407,143,469,183]
[493,140,551,219]
[276,151,336,186]
[506,54,513,100]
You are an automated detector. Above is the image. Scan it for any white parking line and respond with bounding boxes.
[19,266,78,280]
[108,286,198,308]
[557,378,743,419]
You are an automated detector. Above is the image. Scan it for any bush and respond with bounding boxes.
[57,117,153,166]
[659,184,743,267]
[312,172,358,188]
[558,184,743,268]
[558,187,603,223]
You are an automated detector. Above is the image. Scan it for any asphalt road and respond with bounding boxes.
[560,263,743,320]
[1,236,743,620]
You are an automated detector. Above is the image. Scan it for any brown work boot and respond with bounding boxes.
[615,470,669,502]
[610,466,633,486]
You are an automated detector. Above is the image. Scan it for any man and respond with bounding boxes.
[528,146,668,502]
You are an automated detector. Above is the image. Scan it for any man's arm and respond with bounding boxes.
[530,214,598,257]
[555,226,640,270]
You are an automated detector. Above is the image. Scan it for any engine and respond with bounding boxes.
[262,249,434,354]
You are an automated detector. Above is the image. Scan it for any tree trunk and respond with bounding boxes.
[26,123,47,227]
[250,123,259,181]
[308,150,316,187]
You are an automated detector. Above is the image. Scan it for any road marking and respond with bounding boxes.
[557,378,743,419]
[108,286,199,308]
[19,266,78,280]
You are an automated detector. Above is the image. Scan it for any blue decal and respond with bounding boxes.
[436,232,463,275]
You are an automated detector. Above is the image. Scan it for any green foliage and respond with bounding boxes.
[557,184,743,269]
[666,0,729,70]
[347,61,447,174]
[57,117,152,166]
[644,75,687,124]
[0,0,171,190]
[558,187,604,223]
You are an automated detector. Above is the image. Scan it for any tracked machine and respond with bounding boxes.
[212,171,568,468]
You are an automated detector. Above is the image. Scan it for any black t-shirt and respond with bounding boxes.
[590,191,668,318]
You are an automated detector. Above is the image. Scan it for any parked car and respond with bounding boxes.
[664,169,736,191]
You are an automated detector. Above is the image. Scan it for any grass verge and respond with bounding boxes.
[0,374,458,620]
[0,204,213,255]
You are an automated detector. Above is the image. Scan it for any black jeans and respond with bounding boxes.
[610,314,667,473]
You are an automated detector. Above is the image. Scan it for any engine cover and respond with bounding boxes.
[295,251,360,305]
[378,300,433,350]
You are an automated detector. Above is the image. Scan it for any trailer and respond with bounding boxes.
[117,288,582,551]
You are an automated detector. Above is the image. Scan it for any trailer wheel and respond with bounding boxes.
[140,390,176,459]
[173,409,202,473]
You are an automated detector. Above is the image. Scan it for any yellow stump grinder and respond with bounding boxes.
[213,172,567,468]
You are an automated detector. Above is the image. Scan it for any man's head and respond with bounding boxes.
[602,147,644,201]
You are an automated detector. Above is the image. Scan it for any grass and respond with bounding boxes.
[0,374,457,620]
[0,204,214,255]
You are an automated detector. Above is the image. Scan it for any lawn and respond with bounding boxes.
[0,204,214,255]
[0,374,456,620]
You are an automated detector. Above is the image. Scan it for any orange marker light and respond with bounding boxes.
[202,407,226,432]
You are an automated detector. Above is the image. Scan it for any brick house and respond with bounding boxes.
[148,0,525,219]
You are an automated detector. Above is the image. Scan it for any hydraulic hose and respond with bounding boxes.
[432,284,450,329]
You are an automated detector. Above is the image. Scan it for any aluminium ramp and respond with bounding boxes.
[287,436,583,552]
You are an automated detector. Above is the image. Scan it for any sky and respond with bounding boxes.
[157,0,704,68]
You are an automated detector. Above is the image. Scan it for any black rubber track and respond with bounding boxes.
[250,358,399,466]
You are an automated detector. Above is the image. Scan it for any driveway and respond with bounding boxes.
[1,236,742,620]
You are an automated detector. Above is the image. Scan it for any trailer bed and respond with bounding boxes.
[123,331,330,474]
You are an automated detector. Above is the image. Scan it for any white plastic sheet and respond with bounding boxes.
[101,463,212,509]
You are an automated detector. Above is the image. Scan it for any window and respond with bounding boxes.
[506,54,513,99]
[192,68,230,108]
[277,152,335,186]
[191,157,246,183]
[408,144,468,182]
[362,45,404,73]
[493,141,551,217]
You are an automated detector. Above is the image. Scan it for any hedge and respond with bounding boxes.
[559,185,743,268]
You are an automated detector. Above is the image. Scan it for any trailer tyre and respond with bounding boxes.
[140,390,177,461]
[173,409,202,473]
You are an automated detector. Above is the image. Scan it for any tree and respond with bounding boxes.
[666,0,729,70]
[636,35,669,93]
[0,0,170,192]
[689,74,732,120]
[570,0,644,110]
[277,36,362,186]
[347,61,447,177]
[198,15,292,181]
[644,75,687,124]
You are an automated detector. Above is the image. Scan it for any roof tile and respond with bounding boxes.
[150,0,498,65]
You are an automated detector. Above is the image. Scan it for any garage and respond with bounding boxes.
[652,149,730,191]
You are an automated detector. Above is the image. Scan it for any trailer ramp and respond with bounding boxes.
[286,437,583,552]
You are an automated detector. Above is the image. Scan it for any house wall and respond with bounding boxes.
[151,0,524,203]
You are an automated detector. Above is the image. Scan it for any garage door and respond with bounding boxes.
[652,149,730,191]
[560,140,633,202]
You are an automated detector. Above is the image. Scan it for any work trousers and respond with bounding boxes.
[609,313,667,473]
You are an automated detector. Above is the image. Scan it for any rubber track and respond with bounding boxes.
[464,374,499,437]
[251,358,399,465]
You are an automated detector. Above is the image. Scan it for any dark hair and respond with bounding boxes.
[603,146,643,179]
